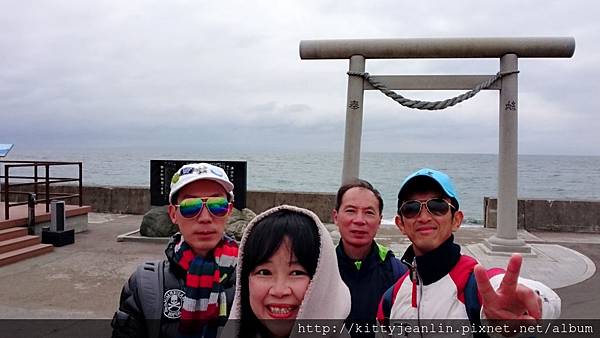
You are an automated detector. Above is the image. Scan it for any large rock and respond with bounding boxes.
[225,208,256,241]
[140,206,178,237]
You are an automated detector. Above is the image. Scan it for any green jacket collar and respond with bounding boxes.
[337,241,392,271]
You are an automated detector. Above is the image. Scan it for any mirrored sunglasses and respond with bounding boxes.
[176,197,230,218]
[399,198,455,219]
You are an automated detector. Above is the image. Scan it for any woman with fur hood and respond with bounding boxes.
[224,205,351,338]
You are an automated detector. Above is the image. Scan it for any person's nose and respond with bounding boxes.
[415,202,433,222]
[352,211,367,225]
[268,276,292,298]
[195,202,213,223]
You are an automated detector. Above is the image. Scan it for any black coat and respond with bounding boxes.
[111,236,236,338]
[336,241,406,337]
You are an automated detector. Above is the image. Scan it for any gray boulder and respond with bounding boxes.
[140,206,178,237]
[225,208,256,241]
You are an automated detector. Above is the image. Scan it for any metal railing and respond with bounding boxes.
[0,160,83,220]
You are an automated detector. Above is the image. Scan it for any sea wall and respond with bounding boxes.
[484,197,600,233]
[5,184,600,231]
[1,185,336,223]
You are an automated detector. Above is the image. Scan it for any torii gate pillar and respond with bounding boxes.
[484,53,530,253]
[342,55,365,184]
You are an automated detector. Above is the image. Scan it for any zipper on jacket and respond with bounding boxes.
[408,257,419,308]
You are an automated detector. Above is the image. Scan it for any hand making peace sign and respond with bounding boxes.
[473,253,543,322]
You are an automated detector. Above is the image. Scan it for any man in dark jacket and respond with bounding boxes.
[112,163,238,338]
[333,179,406,337]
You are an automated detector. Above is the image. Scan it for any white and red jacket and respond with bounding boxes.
[377,236,561,321]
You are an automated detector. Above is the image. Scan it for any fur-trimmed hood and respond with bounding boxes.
[226,205,351,336]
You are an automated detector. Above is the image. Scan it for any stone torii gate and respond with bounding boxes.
[299,37,575,254]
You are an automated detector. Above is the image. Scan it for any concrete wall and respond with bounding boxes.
[484,197,600,233]
[2,184,336,223]
[1,184,152,215]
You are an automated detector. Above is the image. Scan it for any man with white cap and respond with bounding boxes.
[378,168,561,334]
[112,163,238,338]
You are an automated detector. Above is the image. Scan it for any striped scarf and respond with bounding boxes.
[174,235,238,337]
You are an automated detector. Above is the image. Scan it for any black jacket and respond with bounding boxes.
[111,235,236,338]
[336,240,406,337]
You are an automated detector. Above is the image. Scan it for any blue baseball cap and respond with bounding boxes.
[397,168,460,209]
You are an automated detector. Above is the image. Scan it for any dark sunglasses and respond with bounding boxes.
[399,198,456,219]
[176,197,230,218]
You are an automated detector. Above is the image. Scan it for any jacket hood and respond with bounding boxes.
[227,204,351,325]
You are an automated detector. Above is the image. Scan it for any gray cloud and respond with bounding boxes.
[1,0,598,155]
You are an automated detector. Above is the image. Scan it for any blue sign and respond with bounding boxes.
[0,144,14,157]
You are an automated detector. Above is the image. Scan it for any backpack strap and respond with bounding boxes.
[379,286,394,327]
[449,255,491,338]
[377,271,409,326]
[464,272,481,326]
[465,271,492,338]
[390,257,407,280]
[136,260,165,338]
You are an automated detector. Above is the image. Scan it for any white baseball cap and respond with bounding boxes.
[169,163,234,204]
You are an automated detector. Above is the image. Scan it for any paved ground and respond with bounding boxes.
[0,213,598,319]
[0,213,165,319]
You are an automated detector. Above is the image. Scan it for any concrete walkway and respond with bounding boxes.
[0,213,598,319]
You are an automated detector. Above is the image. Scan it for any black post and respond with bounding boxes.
[45,164,50,213]
[34,164,38,199]
[3,165,9,220]
[27,193,36,235]
[78,162,83,207]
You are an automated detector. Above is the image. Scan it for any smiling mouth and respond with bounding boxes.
[267,305,298,318]
[416,227,436,234]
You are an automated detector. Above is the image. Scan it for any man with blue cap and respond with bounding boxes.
[377,168,561,330]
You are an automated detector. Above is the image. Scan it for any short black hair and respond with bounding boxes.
[239,209,320,337]
[397,176,458,215]
[335,179,383,215]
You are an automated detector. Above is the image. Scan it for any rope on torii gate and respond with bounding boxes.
[347,70,519,110]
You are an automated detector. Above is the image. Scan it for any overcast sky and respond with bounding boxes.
[1,0,598,155]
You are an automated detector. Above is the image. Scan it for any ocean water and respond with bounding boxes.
[4,146,600,225]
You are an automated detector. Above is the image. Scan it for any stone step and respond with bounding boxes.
[0,220,21,230]
[0,227,28,242]
[0,243,53,267]
[0,235,41,254]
